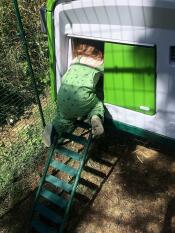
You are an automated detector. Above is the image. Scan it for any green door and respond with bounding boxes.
[104,42,156,115]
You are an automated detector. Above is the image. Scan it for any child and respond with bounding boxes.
[42,38,104,147]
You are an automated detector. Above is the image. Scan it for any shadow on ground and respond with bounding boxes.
[0,126,175,233]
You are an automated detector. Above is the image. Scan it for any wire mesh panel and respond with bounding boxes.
[0,0,55,216]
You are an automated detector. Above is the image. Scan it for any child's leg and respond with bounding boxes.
[52,111,76,138]
[88,101,104,137]
[42,106,75,147]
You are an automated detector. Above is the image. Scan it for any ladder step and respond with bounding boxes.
[32,219,56,233]
[35,203,63,224]
[62,132,87,145]
[54,146,82,161]
[45,175,73,193]
[50,160,78,177]
[40,189,68,209]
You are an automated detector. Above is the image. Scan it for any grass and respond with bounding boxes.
[0,92,56,216]
[0,0,53,217]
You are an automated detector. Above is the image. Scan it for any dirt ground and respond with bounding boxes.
[0,127,175,233]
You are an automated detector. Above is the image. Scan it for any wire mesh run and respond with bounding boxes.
[0,0,55,216]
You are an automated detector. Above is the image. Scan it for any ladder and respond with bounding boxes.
[30,121,92,233]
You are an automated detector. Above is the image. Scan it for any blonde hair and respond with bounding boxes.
[72,38,104,61]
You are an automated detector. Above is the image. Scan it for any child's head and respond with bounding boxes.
[72,38,104,61]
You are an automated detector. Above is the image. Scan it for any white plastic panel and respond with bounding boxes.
[53,0,175,139]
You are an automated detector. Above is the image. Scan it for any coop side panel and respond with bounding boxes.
[53,0,175,140]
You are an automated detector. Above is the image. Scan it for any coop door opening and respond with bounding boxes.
[104,42,156,115]
[69,37,104,101]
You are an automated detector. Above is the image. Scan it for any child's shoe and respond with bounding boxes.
[91,115,104,137]
[42,123,55,147]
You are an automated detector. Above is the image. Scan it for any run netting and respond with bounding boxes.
[0,0,55,216]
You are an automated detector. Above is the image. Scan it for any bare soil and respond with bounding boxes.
[0,127,175,233]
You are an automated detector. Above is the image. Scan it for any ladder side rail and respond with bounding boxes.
[29,136,58,226]
[58,133,92,233]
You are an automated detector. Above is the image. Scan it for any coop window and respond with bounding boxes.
[170,46,175,64]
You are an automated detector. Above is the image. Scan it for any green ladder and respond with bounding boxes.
[30,121,92,233]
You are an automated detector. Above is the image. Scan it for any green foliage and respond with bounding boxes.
[0,95,56,199]
[0,124,42,196]
[0,0,48,125]
[0,0,56,213]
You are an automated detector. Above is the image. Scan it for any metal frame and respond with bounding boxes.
[47,0,58,101]
[12,0,46,127]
